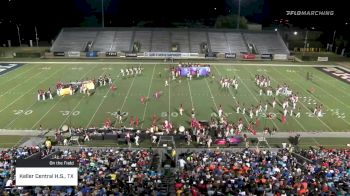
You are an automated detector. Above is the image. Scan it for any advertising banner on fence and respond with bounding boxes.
[105,51,117,56]
[225,53,236,58]
[67,51,80,57]
[317,57,329,61]
[125,53,137,57]
[261,54,272,59]
[143,52,198,58]
[205,52,217,58]
[53,52,65,57]
[273,54,288,60]
[242,53,256,59]
[86,51,98,57]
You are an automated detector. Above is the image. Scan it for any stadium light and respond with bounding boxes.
[293,31,298,35]
[274,28,278,32]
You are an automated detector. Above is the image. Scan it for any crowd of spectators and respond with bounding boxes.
[174,148,350,195]
[1,144,349,195]
[0,147,161,195]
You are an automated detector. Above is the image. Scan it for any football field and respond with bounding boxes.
[0,61,350,133]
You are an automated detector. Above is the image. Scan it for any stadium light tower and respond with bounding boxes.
[303,30,308,56]
[16,24,21,47]
[237,0,241,29]
[35,26,39,47]
[101,0,105,28]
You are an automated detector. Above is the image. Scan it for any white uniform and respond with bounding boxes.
[218,109,223,117]
[179,107,184,116]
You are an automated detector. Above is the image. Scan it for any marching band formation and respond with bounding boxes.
[37,64,325,140]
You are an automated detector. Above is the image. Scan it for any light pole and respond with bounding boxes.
[331,30,336,51]
[303,30,308,56]
[35,26,39,47]
[16,24,21,46]
[101,0,105,28]
[237,0,241,29]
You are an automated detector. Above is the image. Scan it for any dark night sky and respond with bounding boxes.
[0,0,348,43]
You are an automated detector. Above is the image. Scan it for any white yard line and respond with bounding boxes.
[31,66,98,129]
[113,74,137,127]
[0,64,39,85]
[258,71,307,132]
[58,97,85,129]
[186,79,194,108]
[0,70,44,97]
[301,69,350,110]
[30,98,63,129]
[86,71,122,127]
[0,65,68,113]
[168,77,171,121]
[141,65,156,128]
[211,65,249,124]
[59,66,104,128]
[270,67,338,130]
[275,66,350,127]
[5,102,37,129]
[204,78,219,111]
[237,66,280,130]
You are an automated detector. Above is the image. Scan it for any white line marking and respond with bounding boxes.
[271,66,337,130]
[0,64,38,86]
[31,66,98,129]
[168,76,171,122]
[141,65,156,128]
[59,65,101,128]
[5,102,37,129]
[87,70,122,127]
[0,65,68,113]
[212,65,249,124]
[0,70,44,97]
[113,73,137,127]
[238,66,280,130]
[186,79,194,108]
[204,78,219,111]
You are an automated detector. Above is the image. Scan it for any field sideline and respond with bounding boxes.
[0,61,350,133]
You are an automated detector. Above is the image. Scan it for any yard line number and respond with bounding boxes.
[59,111,80,116]
[13,110,33,115]
[161,112,179,118]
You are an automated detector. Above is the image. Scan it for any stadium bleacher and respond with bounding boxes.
[51,28,290,55]
[244,32,290,54]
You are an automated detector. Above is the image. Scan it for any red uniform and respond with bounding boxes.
[141,96,145,104]
[129,116,134,127]
[152,114,157,125]
[255,118,260,128]
[154,91,161,99]
[281,115,286,124]
[110,84,116,92]
[104,118,111,128]
[135,117,139,127]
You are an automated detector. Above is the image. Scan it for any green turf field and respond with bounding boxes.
[0,62,350,132]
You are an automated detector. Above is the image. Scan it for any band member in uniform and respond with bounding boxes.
[179,104,184,116]
[141,96,146,104]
